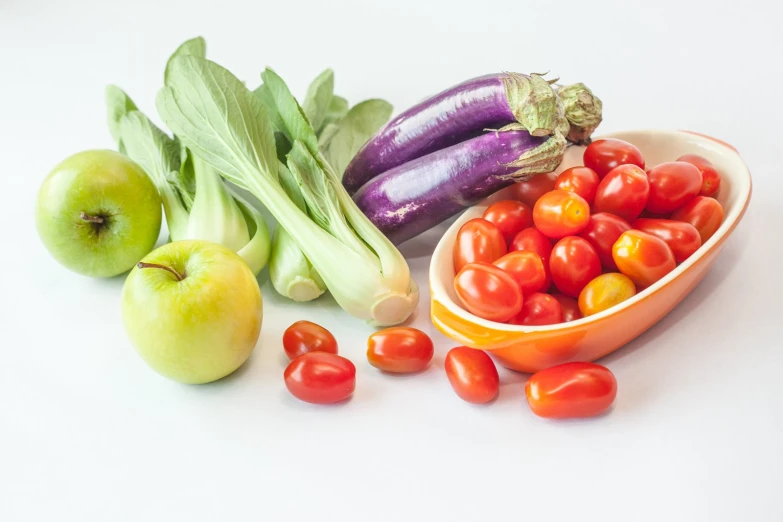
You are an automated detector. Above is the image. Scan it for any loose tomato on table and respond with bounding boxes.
[646,161,702,214]
[633,218,702,263]
[533,190,591,238]
[670,196,724,243]
[525,362,617,418]
[509,293,564,326]
[511,173,555,207]
[554,166,600,205]
[549,236,601,298]
[453,218,507,273]
[493,250,548,296]
[284,352,356,404]
[677,153,721,197]
[578,273,636,317]
[283,320,338,360]
[444,347,499,404]
[454,262,523,322]
[578,212,632,271]
[612,230,676,288]
[593,164,650,221]
[482,200,533,243]
[509,227,553,262]
[583,138,645,178]
[551,294,582,322]
[367,327,434,374]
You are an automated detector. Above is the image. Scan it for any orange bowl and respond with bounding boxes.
[429,130,752,373]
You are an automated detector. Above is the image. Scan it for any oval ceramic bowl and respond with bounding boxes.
[429,130,751,373]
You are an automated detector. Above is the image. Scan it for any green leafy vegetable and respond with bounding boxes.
[302,69,334,133]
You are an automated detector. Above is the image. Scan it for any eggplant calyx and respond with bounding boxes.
[503,73,567,138]
[500,132,567,182]
[557,83,603,145]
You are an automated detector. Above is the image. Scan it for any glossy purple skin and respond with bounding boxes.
[353,130,546,245]
[343,74,516,194]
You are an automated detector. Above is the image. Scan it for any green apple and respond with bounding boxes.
[121,240,263,384]
[36,150,162,277]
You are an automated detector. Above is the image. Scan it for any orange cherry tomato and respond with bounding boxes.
[670,196,724,243]
[454,262,523,322]
[578,273,636,317]
[533,190,591,239]
[509,293,564,326]
[646,161,702,214]
[550,237,601,297]
[554,166,600,205]
[509,227,553,263]
[482,200,533,243]
[453,218,507,274]
[493,250,548,296]
[511,173,556,207]
[578,212,632,271]
[367,327,434,374]
[444,347,499,404]
[525,362,617,418]
[593,164,650,221]
[284,352,356,404]
[633,218,702,263]
[283,320,338,360]
[612,230,676,288]
[583,138,645,178]
[551,294,582,322]
[677,154,721,197]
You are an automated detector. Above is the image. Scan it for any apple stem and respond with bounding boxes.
[80,211,105,224]
[136,262,186,281]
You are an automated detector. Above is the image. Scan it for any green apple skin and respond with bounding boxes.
[121,240,263,384]
[35,150,162,278]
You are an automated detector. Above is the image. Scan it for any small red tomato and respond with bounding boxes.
[612,230,676,288]
[579,212,632,271]
[483,200,533,243]
[583,138,645,178]
[509,227,553,263]
[633,218,702,263]
[283,320,338,360]
[670,196,724,243]
[646,161,702,214]
[511,174,556,207]
[367,327,434,373]
[525,362,617,418]
[593,164,650,221]
[533,190,591,239]
[493,250,548,296]
[509,293,564,326]
[551,294,582,322]
[454,262,523,322]
[453,218,507,274]
[550,237,601,297]
[677,153,721,197]
[554,166,600,205]
[284,352,356,404]
[578,273,636,317]
[444,347,499,404]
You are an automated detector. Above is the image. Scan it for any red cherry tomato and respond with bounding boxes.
[578,273,636,317]
[509,227,553,262]
[633,218,702,263]
[593,164,650,221]
[550,237,601,297]
[482,200,533,243]
[583,138,645,178]
[283,320,338,360]
[454,262,523,322]
[511,174,555,207]
[551,294,582,322]
[366,327,434,374]
[554,166,600,205]
[444,347,499,404]
[670,196,724,243]
[612,230,676,288]
[509,293,564,326]
[493,250,548,296]
[453,218,507,274]
[646,161,702,214]
[533,190,591,239]
[284,352,356,404]
[578,212,632,271]
[677,154,721,197]
[525,362,617,418]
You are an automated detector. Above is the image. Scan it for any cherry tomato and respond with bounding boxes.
[533,190,591,239]
[612,230,676,288]
[593,164,650,221]
[283,320,338,360]
[511,174,555,207]
[677,153,721,197]
[444,347,499,404]
[453,218,507,273]
[633,218,702,263]
[509,227,553,262]
[551,294,582,322]
[483,200,533,243]
[670,196,724,243]
[550,237,601,297]
[554,166,600,205]
[284,352,356,404]
[509,293,564,326]
[583,138,645,178]
[367,327,434,374]
[493,250,548,296]
[578,273,636,317]
[525,362,617,418]
[578,212,632,271]
[454,262,523,322]
[646,161,702,214]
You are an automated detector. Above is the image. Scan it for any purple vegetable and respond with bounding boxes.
[353,131,566,245]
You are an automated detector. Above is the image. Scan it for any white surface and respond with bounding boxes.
[1,1,782,520]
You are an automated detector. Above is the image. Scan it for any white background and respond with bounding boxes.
[1,1,782,520]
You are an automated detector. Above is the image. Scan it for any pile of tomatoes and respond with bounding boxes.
[453,138,724,324]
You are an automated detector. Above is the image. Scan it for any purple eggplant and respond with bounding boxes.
[353,131,566,245]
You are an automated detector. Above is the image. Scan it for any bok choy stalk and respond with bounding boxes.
[157,56,418,326]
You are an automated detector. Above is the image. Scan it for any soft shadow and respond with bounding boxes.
[397,213,462,259]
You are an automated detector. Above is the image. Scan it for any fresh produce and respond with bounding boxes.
[454,263,523,322]
[633,218,701,263]
[444,347,500,404]
[555,82,604,144]
[578,273,636,316]
[36,150,162,278]
[579,213,632,271]
[612,230,676,287]
[525,362,617,418]
[671,196,725,242]
[552,294,582,322]
[509,227,553,262]
[554,166,600,205]
[453,218,507,273]
[493,251,548,296]
[511,173,555,207]
[583,138,645,178]
[509,293,564,325]
[121,240,262,384]
[593,164,650,221]
[550,237,601,297]
[645,162,703,213]
[366,327,434,373]
[284,352,356,404]
[532,190,591,238]
[677,154,721,197]
[482,200,533,243]
[283,320,338,360]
